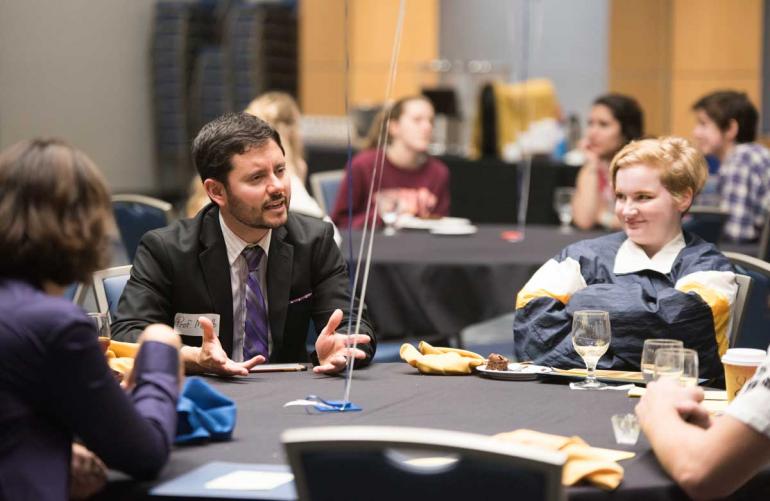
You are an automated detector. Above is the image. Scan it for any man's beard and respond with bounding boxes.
[227,189,288,230]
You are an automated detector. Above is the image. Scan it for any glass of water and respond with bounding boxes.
[641,339,684,382]
[88,312,111,340]
[570,310,611,390]
[377,190,401,236]
[654,348,699,387]
[553,187,575,232]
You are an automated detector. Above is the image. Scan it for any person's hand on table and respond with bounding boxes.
[415,187,437,218]
[314,309,371,374]
[636,379,711,430]
[123,323,185,390]
[70,443,107,500]
[181,316,264,376]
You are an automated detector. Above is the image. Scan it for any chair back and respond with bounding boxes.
[309,170,345,214]
[92,265,132,321]
[758,211,770,262]
[112,194,174,263]
[725,252,770,350]
[730,274,752,348]
[65,283,85,305]
[682,206,729,244]
[283,426,565,501]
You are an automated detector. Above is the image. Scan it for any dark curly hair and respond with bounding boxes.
[692,90,758,143]
[593,93,645,143]
[0,138,113,286]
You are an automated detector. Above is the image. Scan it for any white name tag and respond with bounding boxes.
[174,313,220,337]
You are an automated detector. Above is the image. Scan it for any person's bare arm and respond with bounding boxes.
[637,381,770,500]
[572,150,603,229]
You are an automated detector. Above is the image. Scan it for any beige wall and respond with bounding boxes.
[610,0,763,138]
[0,0,157,192]
[300,0,438,115]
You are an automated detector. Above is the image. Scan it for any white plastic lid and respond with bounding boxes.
[721,348,767,366]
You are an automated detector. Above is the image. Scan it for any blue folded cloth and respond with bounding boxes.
[176,377,237,444]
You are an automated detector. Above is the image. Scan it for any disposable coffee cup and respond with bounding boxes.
[721,348,766,401]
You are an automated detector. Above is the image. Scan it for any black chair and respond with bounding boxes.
[682,205,729,244]
[283,426,565,501]
[724,252,770,350]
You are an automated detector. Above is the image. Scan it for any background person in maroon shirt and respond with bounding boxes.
[332,95,450,229]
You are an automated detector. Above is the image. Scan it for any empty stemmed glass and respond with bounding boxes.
[553,187,575,232]
[570,310,611,390]
[377,190,401,236]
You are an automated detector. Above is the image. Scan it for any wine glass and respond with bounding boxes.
[88,312,111,352]
[570,310,611,390]
[377,191,401,236]
[553,187,575,232]
[654,348,699,387]
[641,339,684,382]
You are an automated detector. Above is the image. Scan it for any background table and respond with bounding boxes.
[98,363,770,500]
[344,225,604,341]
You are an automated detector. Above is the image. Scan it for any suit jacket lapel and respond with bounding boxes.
[267,225,293,357]
[198,207,235,355]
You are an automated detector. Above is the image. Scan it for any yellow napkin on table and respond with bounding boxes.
[400,341,485,375]
[494,429,635,490]
[105,340,138,375]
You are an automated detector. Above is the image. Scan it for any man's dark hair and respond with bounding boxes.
[192,112,285,183]
[0,138,113,285]
[593,93,644,143]
[692,91,758,143]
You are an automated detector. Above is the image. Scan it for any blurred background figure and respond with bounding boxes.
[331,95,450,229]
[691,90,770,243]
[571,93,644,230]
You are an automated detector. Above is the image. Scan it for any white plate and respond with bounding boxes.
[429,225,478,236]
[476,363,552,381]
[399,216,473,231]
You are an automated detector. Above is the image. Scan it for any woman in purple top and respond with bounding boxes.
[0,139,182,500]
[332,95,451,229]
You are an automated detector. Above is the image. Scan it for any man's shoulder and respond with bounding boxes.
[141,205,216,253]
[282,213,335,244]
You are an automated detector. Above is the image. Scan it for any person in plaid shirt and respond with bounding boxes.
[692,91,770,242]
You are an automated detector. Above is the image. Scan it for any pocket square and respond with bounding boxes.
[289,292,313,304]
[176,377,237,444]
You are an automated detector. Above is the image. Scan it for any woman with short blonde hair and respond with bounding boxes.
[515,136,736,381]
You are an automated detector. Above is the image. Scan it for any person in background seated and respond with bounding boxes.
[0,139,181,500]
[692,90,770,242]
[637,361,770,499]
[331,95,450,229]
[514,137,736,381]
[572,94,644,230]
[112,112,375,375]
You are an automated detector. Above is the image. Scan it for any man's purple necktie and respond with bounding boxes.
[242,245,269,360]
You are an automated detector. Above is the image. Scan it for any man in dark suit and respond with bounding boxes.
[112,112,375,375]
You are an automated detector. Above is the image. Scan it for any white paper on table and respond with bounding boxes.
[204,470,294,491]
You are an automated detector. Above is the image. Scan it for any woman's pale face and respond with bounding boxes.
[389,99,434,153]
[692,109,729,158]
[586,104,625,160]
[614,164,691,256]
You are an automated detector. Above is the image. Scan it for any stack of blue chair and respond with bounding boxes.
[190,46,232,135]
[223,2,298,111]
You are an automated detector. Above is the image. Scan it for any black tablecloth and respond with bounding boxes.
[344,225,604,340]
[98,363,770,500]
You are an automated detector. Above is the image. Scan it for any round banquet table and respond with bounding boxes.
[96,363,770,500]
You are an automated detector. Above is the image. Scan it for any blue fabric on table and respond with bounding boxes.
[176,377,237,444]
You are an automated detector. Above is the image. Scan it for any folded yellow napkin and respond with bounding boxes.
[553,368,645,383]
[105,340,138,375]
[494,429,634,490]
[400,341,485,375]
